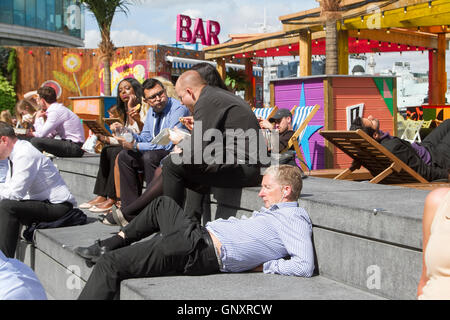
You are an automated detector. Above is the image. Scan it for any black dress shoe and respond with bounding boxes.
[74,240,108,262]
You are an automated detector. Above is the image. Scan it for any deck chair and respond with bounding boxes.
[401,119,424,143]
[282,104,321,171]
[396,113,407,138]
[320,129,429,184]
[252,106,278,120]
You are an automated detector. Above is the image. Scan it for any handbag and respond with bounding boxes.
[23,208,87,242]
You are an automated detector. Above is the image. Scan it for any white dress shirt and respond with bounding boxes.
[0,250,47,300]
[33,102,85,143]
[0,139,76,206]
[206,202,315,277]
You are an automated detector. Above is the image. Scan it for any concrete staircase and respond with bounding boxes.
[16,156,428,300]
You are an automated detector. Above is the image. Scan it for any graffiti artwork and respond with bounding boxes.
[99,54,148,95]
[53,53,95,96]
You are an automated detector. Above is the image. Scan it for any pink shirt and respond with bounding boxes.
[34,103,85,143]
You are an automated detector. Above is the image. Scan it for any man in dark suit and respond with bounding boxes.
[350,116,450,182]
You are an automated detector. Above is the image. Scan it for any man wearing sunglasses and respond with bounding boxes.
[116,78,189,225]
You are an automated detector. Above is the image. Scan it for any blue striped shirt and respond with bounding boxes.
[133,97,190,151]
[206,202,315,277]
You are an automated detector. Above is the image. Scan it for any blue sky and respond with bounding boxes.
[83,0,449,75]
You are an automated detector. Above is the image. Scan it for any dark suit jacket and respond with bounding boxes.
[380,136,448,181]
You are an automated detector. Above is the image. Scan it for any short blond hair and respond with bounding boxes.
[264,165,303,200]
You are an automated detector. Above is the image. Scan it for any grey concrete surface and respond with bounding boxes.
[18,157,430,300]
[120,273,385,300]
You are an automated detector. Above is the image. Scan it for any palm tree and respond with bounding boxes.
[81,0,134,96]
[317,0,342,75]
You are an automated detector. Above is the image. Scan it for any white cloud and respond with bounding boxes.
[83,29,163,48]
[83,29,100,48]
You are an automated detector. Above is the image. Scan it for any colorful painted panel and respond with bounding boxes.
[273,78,325,169]
[332,77,395,168]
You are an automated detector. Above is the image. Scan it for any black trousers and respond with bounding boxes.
[93,145,123,200]
[0,199,72,258]
[31,137,84,158]
[118,149,170,213]
[161,154,262,208]
[78,196,219,300]
[422,119,450,169]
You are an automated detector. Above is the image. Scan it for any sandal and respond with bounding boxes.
[89,198,116,213]
[80,196,107,209]
[98,212,118,226]
[111,205,129,227]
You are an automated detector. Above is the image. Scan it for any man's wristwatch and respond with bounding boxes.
[133,141,138,151]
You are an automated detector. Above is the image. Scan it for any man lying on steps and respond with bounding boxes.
[75,164,315,300]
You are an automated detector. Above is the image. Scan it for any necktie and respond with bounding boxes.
[9,158,13,178]
[154,114,162,136]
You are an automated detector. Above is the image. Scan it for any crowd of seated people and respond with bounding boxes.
[2,66,450,301]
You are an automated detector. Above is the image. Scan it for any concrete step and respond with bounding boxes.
[19,156,430,300]
[120,273,385,300]
[23,216,384,300]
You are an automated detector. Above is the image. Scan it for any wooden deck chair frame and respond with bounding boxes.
[283,104,321,171]
[252,106,278,120]
[320,129,429,184]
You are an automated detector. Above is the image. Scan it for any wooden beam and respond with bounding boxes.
[204,31,325,60]
[244,58,254,107]
[281,0,447,33]
[437,33,447,105]
[348,28,440,48]
[323,77,335,168]
[428,49,439,107]
[216,58,226,80]
[343,0,450,30]
[338,28,349,75]
[299,30,311,76]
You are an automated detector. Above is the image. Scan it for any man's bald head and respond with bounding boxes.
[176,70,207,91]
[175,70,207,112]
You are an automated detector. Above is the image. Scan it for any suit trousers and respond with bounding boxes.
[31,137,84,158]
[118,149,170,215]
[0,199,72,258]
[161,154,262,208]
[421,119,450,170]
[93,145,123,199]
[78,196,219,300]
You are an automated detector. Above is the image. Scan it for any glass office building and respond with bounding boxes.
[0,0,84,47]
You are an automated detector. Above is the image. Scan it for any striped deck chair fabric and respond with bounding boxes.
[252,106,278,120]
[285,104,321,170]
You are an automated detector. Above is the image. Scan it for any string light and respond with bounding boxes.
[404,7,407,13]
[428,1,432,8]
[386,28,390,34]
[357,29,360,35]
[361,16,364,22]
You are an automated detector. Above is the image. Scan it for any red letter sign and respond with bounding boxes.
[176,14,192,42]
[190,18,207,45]
[206,20,220,45]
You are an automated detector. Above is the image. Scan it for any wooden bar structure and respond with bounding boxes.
[12,45,206,108]
[203,0,449,170]
[270,75,396,170]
